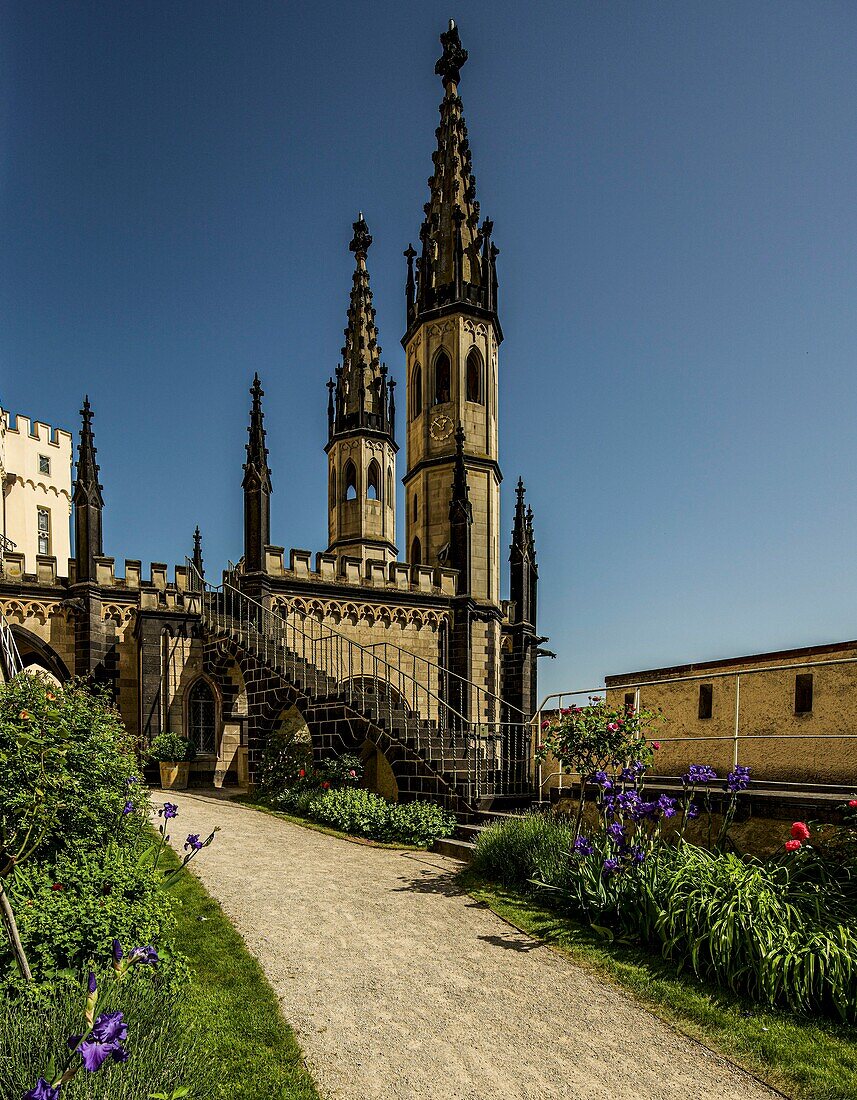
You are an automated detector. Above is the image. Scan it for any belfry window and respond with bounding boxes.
[367,459,381,501]
[411,365,422,419]
[434,351,451,405]
[188,679,217,754]
[410,536,421,565]
[37,507,50,556]
[466,349,483,404]
[344,460,357,501]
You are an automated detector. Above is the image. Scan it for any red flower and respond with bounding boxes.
[785,839,802,852]
[321,781,330,789]
[298,769,305,778]
[652,741,661,751]
[790,821,810,841]
[541,720,550,731]
[849,799,857,808]
[51,883,63,891]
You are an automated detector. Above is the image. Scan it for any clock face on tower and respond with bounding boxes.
[430,414,453,441]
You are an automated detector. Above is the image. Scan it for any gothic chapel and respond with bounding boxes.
[0,23,545,811]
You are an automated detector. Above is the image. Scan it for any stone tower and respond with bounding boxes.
[402,21,504,709]
[402,20,501,606]
[326,214,398,564]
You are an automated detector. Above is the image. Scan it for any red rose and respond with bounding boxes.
[785,839,802,852]
[322,781,330,789]
[790,821,810,841]
[849,799,857,808]
[298,769,305,778]
[652,741,661,751]
[51,883,63,891]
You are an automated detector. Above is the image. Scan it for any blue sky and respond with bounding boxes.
[3,1,857,698]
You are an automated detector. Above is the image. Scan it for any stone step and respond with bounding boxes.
[433,836,476,862]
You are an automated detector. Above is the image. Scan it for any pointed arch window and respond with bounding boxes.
[411,364,422,420]
[344,460,357,501]
[434,350,451,405]
[188,678,217,754]
[367,459,381,501]
[410,536,422,565]
[329,467,337,509]
[466,349,483,404]
[386,466,393,507]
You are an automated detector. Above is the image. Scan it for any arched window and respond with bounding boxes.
[367,459,381,501]
[410,536,422,565]
[413,493,418,522]
[344,460,357,501]
[386,466,393,506]
[188,679,217,754]
[434,350,451,405]
[411,364,422,419]
[466,349,483,404]
[329,467,336,508]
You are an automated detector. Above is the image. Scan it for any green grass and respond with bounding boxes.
[164,843,320,1099]
[232,793,424,849]
[461,872,857,1100]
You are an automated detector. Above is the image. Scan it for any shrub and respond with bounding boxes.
[148,732,195,763]
[306,788,455,847]
[3,842,184,986]
[0,972,213,1099]
[470,812,577,889]
[0,676,145,859]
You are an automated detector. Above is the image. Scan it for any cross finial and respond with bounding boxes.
[349,213,372,256]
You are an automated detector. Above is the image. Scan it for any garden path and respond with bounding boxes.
[158,793,780,1100]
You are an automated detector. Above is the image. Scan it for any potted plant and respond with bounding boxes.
[148,732,196,791]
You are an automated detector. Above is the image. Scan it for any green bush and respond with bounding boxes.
[305,788,456,847]
[148,731,195,763]
[470,812,577,889]
[0,675,145,859]
[0,972,213,1099]
[4,840,184,986]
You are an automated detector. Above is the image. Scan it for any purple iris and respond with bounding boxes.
[631,799,659,822]
[631,846,646,863]
[607,822,625,841]
[617,790,641,815]
[122,801,134,815]
[184,834,203,852]
[727,765,752,792]
[682,763,718,786]
[159,802,178,820]
[126,775,139,786]
[573,835,593,856]
[620,759,647,782]
[87,971,97,994]
[591,770,613,790]
[76,1011,128,1072]
[686,801,700,820]
[658,794,678,818]
[129,945,158,966]
[22,1078,60,1100]
[112,939,124,964]
[602,857,621,876]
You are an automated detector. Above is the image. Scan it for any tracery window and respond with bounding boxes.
[188,679,217,754]
[344,460,357,501]
[367,459,381,501]
[433,351,451,405]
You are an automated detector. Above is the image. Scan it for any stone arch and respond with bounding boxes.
[343,459,357,501]
[466,347,483,404]
[433,348,451,405]
[11,626,71,683]
[366,458,381,501]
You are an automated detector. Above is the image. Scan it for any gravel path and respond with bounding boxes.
[159,792,781,1100]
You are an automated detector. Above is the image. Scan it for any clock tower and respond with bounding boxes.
[402,20,502,610]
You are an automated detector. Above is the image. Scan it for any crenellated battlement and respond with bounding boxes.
[264,546,458,598]
[0,552,195,597]
[2,411,74,449]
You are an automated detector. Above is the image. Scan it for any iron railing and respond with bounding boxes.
[534,654,857,796]
[0,605,23,682]
[186,561,531,802]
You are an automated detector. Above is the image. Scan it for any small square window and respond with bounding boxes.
[698,684,713,720]
[795,674,813,715]
[39,454,51,475]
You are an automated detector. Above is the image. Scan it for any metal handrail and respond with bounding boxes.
[186,559,532,801]
[0,606,23,681]
[533,654,857,795]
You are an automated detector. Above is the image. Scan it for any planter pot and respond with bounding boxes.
[159,761,190,790]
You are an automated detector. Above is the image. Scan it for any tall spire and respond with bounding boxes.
[73,396,104,582]
[509,478,538,627]
[192,526,204,578]
[408,20,498,329]
[511,477,527,552]
[328,214,395,444]
[242,374,272,573]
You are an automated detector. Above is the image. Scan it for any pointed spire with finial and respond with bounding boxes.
[408,20,498,325]
[73,396,104,582]
[511,477,527,553]
[328,213,395,443]
[192,526,204,578]
[242,374,272,573]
